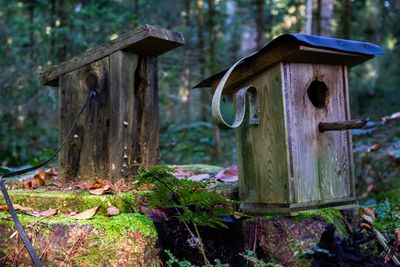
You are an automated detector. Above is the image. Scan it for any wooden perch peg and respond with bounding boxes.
[318,119,367,132]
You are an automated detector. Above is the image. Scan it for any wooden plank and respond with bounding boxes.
[284,63,351,203]
[343,65,356,197]
[40,24,184,86]
[134,56,159,169]
[109,51,139,178]
[59,57,110,181]
[235,64,289,205]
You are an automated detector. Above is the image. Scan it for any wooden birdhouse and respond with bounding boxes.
[40,25,184,181]
[195,34,384,214]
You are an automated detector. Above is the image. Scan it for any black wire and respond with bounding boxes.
[0,90,95,266]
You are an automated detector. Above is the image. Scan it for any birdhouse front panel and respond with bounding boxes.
[283,63,353,205]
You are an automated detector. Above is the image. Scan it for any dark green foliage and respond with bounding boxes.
[136,165,235,228]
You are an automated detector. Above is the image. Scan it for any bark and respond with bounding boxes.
[197,0,208,122]
[305,0,313,34]
[340,0,352,38]
[57,0,68,62]
[255,0,265,49]
[320,0,333,36]
[207,0,221,160]
[182,0,192,121]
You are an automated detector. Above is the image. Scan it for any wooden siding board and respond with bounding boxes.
[235,64,289,204]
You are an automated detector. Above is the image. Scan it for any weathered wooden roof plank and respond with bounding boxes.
[40,24,184,86]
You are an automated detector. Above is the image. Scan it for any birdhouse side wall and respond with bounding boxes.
[59,51,159,181]
[234,63,291,206]
[282,63,354,206]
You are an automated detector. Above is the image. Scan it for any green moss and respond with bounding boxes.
[0,211,157,238]
[0,189,140,214]
[293,208,347,236]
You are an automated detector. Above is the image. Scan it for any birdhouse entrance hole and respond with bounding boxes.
[307,80,329,108]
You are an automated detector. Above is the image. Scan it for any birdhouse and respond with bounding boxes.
[40,25,184,181]
[195,34,384,214]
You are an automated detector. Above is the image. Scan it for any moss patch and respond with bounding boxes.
[0,211,158,266]
[294,208,347,236]
[0,189,140,215]
[0,211,156,238]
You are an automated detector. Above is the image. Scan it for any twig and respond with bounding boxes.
[193,223,210,265]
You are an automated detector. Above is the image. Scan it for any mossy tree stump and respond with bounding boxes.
[40,25,184,181]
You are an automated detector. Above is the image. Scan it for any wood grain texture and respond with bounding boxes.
[40,24,184,86]
[283,63,352,203]
[109,51,138,178]
[134,56,159,169]
[235,64,290,204]
[59,58,110,181]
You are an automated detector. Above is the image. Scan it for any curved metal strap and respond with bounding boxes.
[211,56,259,129]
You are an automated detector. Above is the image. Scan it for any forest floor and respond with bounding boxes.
[0,117,399,266]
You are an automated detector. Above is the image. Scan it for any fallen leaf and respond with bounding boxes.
[215,165,239,183]
[26,209,58,217]
[173,167,194,179]
[72,206,100,220]
[21,180,33,189]
[188,174,210,181]
[88,184,113,195]
[90,179,104,189]
[359,222,372,231]
[360,207,375,219]
[367,144,382,153]
[0,204,32,212]
[33,174,45,186]
[106,206,120,216]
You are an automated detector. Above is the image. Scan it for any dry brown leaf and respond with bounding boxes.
[72,206,100,220]
[90,179,104,189]
[106,206,120,217]
[88,184,113,195]
[360,207,375,219]
[26,209,58,217]
[21,180,33,189]
[367,144,382,153]
[0,204,32,212]
[33,174,45,186]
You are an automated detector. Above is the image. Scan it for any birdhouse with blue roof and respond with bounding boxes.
[195,34,384,214]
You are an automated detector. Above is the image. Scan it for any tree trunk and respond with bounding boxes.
[255,0,265,49]
[182,0,192,122]
[340,0,351,38]
[197,0,208,122]
[320,0,333,36]
[50,0,56,56]
[57,0,68,62]
[28,2,35,60]
[207,0,221,160]
[305,0,313,34]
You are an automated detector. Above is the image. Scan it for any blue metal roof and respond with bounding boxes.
[284,34,384,55]
[194,33,384,88]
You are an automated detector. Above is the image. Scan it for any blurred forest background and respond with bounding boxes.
[0,0,399,198]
